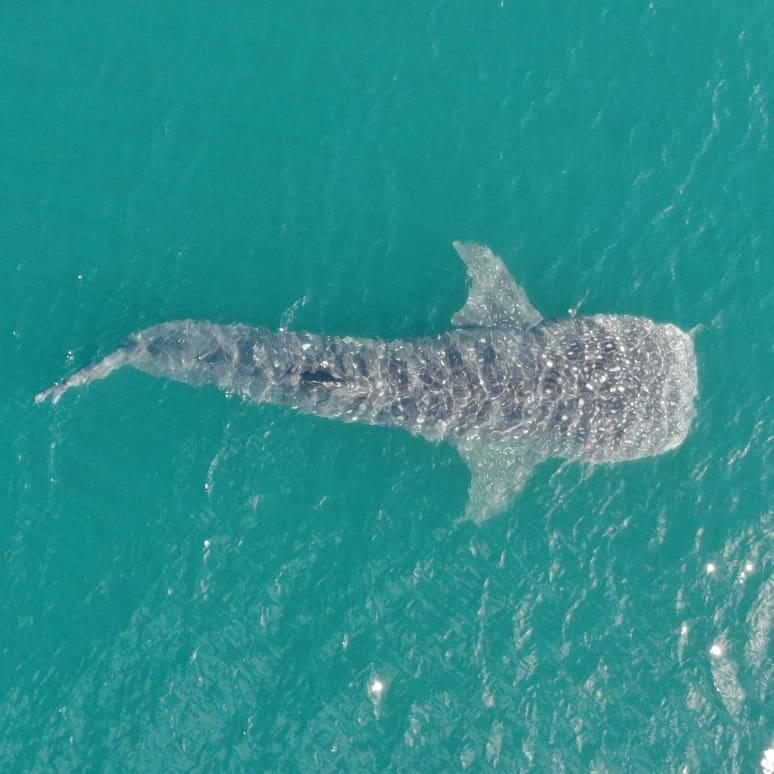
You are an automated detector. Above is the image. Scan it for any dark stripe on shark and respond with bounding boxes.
[300,369,342,384]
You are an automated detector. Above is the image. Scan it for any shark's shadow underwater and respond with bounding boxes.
[36,243,698,521]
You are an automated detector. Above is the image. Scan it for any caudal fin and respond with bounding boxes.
[35,347,135,405]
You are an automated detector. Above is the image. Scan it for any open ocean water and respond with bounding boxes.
[2,3,772,772]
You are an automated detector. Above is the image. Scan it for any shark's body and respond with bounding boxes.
[35,243,698,521]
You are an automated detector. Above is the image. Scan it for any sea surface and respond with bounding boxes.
[2,3,772,772]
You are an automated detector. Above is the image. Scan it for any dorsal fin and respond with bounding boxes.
[451,242,542,330]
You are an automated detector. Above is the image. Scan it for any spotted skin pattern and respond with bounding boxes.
[36,244,698,521]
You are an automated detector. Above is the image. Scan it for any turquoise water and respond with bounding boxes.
[2,3,772,771]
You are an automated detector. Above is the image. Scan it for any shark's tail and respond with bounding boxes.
[34,345,137,405]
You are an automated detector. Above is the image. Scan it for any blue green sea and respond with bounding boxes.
[2,3,772,771]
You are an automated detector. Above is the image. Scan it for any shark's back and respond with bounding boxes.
[35,242,698,524]
[510,314,697,463]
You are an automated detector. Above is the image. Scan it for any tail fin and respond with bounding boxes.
[35,347,136,405]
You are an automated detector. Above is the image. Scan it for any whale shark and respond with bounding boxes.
[35,243,698,521]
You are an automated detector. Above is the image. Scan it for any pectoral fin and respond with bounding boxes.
[457,441,540,523]
[451,242,543,330]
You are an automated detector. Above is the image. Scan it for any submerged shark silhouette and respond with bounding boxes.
[36,243,698,521]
